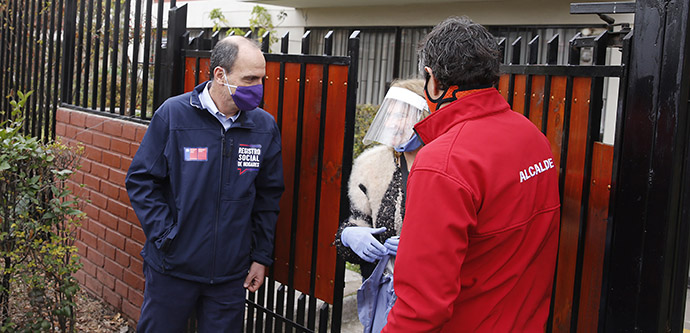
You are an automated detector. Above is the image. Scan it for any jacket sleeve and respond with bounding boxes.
[125,109,176,251]
[250,123,285,267]
[334,151,375,265]
[383,168,478,332]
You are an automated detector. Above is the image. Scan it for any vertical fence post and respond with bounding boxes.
[497,37,507,64]
[60,0,77,104]
[157,4,187,102]
[604,0,690,330]
[331,29,360,333]
[262,31,271,53]
[507,36,522,107]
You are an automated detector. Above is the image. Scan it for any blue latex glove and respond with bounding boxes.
[384,236,400,256]
[341,226,388,263]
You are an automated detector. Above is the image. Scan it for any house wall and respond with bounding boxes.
[57,107,147,323]
[293,1,634,27]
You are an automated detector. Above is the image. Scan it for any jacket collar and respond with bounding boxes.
[189,81,256,129]
[414,88,509,145]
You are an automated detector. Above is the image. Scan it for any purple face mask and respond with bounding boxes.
[222,69,264,111]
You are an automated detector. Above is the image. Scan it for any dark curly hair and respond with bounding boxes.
[418,16,501,90]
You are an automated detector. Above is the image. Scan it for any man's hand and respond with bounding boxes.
[244,262,267,292]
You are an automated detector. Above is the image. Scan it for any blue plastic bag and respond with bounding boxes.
[357,255,397,333]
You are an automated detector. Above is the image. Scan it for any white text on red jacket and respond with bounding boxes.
[519,157,555,183]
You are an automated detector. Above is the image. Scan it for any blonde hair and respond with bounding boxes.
[390,78,429,119]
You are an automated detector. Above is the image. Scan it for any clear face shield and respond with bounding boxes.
[362,87,429,148]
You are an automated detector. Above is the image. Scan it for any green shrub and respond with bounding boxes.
[0,92,84,332]
[353,104,379,159]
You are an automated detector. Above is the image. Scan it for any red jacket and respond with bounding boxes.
[383,88,560,332]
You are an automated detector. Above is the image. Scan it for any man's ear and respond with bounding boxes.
[213,66,226,84]
[425,67,442,100]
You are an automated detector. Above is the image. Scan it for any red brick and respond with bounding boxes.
[120,188,131,206]
[83,173,101,191]
[56,108,70,124]
[110,169,127,185]
[92,132,111,150]
[101,286,122,309]
[56,122,66,136]
[118,220,132,238]
[122,124,137,140]
[126,208,140,225]
[100,211,119,231]
[86,245,105,266]
[75,239,87,256]
[104,258,124,279]
[103,151,121,169]
[104,121,123,137]
[89,191,108,210]
[106,228,126,250]
[96,267,116,289]
[131,226,145,244]
[128,287,144,307]
[75,130,93,145]
[85,114,105,131]
[135,127,147,142]
[87,218,106,239]
[70,112,87,127]
[108,198,128,219]
[121,156,132,172]
[122,300,141,322]
[84,274,103,297]
[80,229,98,249]
[130,143,140,158]
[125,239,143,258]
[115,279,129,298]
[98,238,117,260]
[70,170,84,186]
[111,138,130,156]
[82,204,100,220]
[115,249,130,267]
[83,145,102,163]
[74,269,86,285]
[64,124,78,139]
[79,159,92,173]
[80,256,98,277]
[130,258,143,275]
[123,269,144,290]
[101,181,120,200]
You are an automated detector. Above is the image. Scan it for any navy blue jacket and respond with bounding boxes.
[126,82,285,283]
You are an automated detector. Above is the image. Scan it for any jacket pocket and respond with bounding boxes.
[154,223,178,252]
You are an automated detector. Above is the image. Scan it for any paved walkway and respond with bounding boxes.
[341,268,364,333]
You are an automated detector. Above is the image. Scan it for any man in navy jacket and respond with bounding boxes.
[126,36,284,332]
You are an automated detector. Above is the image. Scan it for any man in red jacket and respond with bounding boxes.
[382,16,561,332]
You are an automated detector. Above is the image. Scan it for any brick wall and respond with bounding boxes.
[56,107,148,323]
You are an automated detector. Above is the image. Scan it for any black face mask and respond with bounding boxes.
[424,73,454,113]
[423,72,493,112]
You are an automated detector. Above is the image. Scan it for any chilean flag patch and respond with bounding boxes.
[184,147,208,161]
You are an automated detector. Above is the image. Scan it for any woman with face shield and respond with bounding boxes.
[334,79,428,332]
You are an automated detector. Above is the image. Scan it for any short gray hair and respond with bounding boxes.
[418,16,501,89]
[209,36,260,74]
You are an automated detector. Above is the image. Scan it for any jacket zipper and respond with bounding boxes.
[212,127,225,284]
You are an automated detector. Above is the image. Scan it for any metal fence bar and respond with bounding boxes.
[129,0,142,116]
[36,0,48,139]
[100,0,111,111]
[152,0,164,110]
[119,0,130,115]
[29,0,40,136]
[90,0,102,110]
[74,0,85,106]
[140,0,154,119]
[109,0,121,112]
[82,0,94,109]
